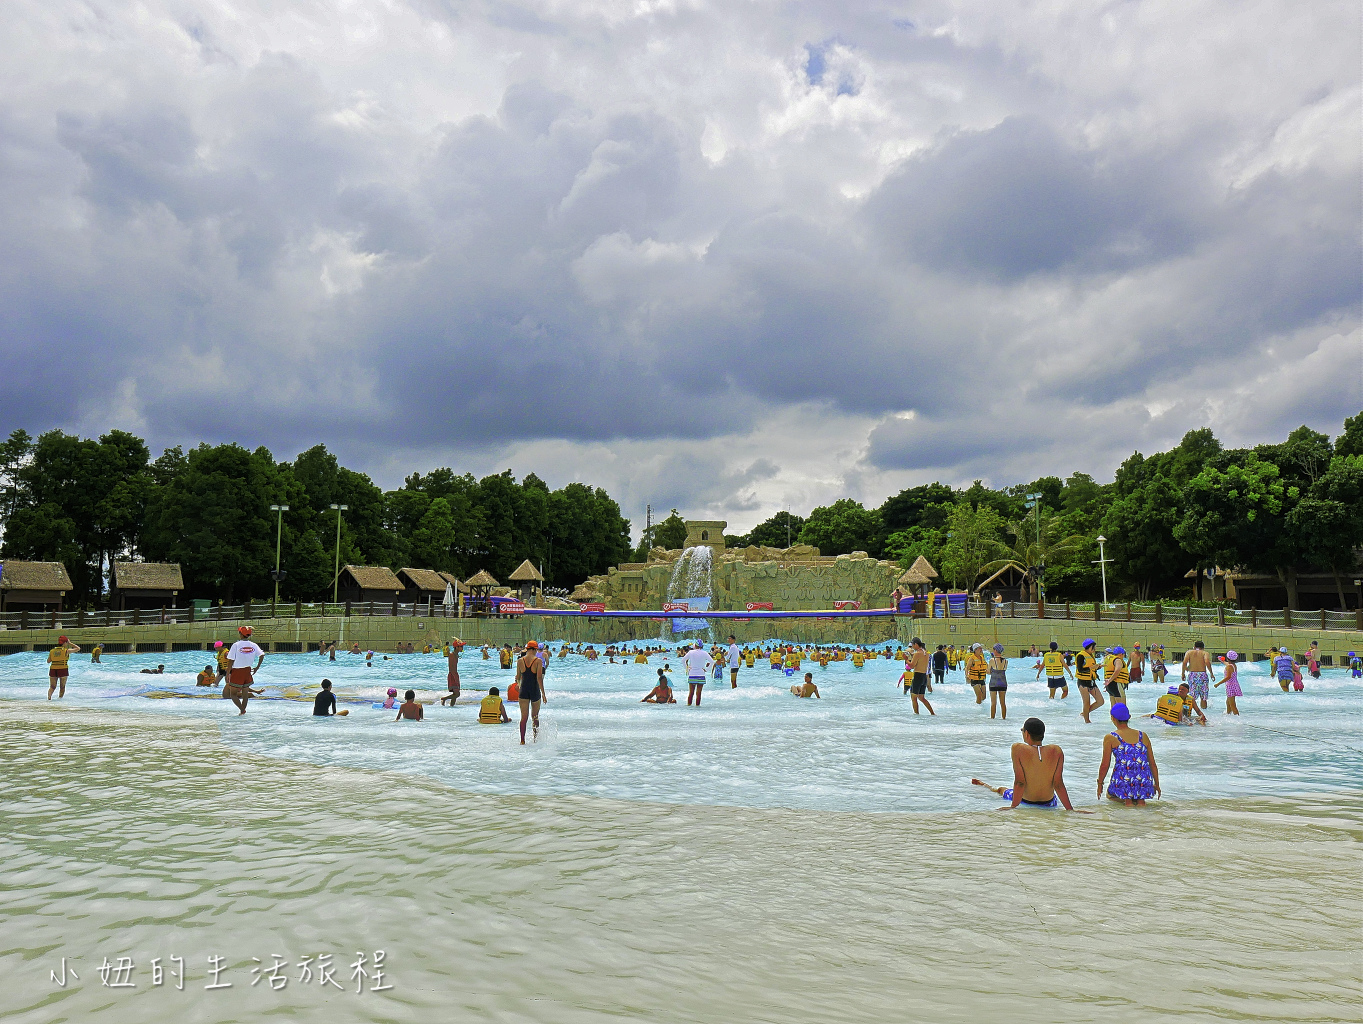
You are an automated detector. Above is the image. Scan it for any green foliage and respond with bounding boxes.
[735,511,806,550]
[940,503,1006,589]
[1335,411,1363,459]
[879,483,955,535]
[799,499,880,555]
[647,512,689,553]
[1174,455,1293,576]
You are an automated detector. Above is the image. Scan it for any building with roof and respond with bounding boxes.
[463,569,500,615]
[110,561,185,611]
[508,559,544,603]
[397,567,451,605]
[337,565,404,604]
[0,560,73,613]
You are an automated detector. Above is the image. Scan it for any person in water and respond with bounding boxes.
[381,687,399,710]
[682,641,713,707]
[139,664,165,674]
[440,638,464,705]
[1182,640,1213,708]
[1039,641,1071,699]
[963,643,988,704]
[395,689,424,721]
[790,672,820,698]
[516,641,546,743]
[906,639,934,715]
[214,641,231,682]
[727,634,741,689]
[313,679,338,716]
[1214,651,1242,715]
[196,664,217,687]
[1151,683,1207,726]
[1271,647,1297,692]
[480,686,511,723]
[642,669,675,704]
[90,643,103,663]
[1096,702,1160,806]
[987,643,1008,720]
[971,717,1082,810]
[931,645,947,689]
[46,635,81,699]
[225,625,266,715]
[1075,639,1104,723]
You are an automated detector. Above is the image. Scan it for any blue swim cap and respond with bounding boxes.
[1168,686,1179,694]
[1110,702,1131,721]
[1083,639,1095,648]
[1111,646,1126,655]
[992,643,1004,653]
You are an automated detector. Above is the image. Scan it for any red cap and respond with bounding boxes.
[238,625,254,637]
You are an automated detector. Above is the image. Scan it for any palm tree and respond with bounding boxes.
[982,514,1087,602]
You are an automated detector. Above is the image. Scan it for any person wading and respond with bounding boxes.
[516,641,546,744]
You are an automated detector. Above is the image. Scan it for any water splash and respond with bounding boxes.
[663,546,713,640]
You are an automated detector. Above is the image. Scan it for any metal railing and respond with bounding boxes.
[900,599,1362,631]
[0,598,478,631]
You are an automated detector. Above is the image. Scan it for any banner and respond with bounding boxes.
[669,597,710,633]
[495,599,525,615]
[578,603,606,614]
[745,602,774,611]
[833,600,861,610]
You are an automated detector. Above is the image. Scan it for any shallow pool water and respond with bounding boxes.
[3,643,1359,812]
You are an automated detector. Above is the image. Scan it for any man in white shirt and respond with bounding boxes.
[682,641,714,707]
[726,634,741,689]
[225,625,266,715]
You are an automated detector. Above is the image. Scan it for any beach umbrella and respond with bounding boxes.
[443,581,455,608]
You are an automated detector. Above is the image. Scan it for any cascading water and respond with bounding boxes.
[663,546,713,640]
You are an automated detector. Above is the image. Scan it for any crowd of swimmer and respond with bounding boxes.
[42,628,1363,802]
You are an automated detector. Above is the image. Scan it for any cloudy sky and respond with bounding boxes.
[2,0,1359,535]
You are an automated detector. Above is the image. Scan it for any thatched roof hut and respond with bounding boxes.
[111,561,184,610]
[338,565,404,603]
[465,569,500,589]
[0,560,72,612]
[910,555,939,580]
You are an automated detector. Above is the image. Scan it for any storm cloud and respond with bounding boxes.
[0,0,1357,534]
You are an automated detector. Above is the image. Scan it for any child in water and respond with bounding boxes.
[381,687,399,709]
[1351,652,1362,679]
[1214,651,1242,715]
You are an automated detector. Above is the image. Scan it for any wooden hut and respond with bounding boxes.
[897,567,930,594]
[337,565,404,604]
[909,555,939,583]
[464,569,500,616]
[508,559,544,603]
[397,568,450,606]
[977,563,1029,604]
[0,560,72,613]
[110,561,184,611]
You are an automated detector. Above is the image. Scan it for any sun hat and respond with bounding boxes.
[1110,702,1131,721]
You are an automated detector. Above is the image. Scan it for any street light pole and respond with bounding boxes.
[330,504,348,606]
[1025,492,1043,600]
[1094,534,1111,605]
[269,504,289,608]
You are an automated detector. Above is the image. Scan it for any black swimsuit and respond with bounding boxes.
[519,662,542,702]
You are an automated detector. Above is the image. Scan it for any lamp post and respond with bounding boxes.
[1094,535,1111,605]
[269,504,289,608]
[330,504,348,606]
[1025,493,1043,600]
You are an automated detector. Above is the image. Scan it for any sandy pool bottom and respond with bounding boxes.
[2,701,1360,1024]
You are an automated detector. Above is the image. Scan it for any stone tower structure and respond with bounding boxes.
[683,520,727,553]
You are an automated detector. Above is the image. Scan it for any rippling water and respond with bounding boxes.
[2,647,1361,1021]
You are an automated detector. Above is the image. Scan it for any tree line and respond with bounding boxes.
[0,432,632,607]
[646,414,1363,606]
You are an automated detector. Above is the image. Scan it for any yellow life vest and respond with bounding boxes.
[1155,694,1185,724]
[479,695,504,723]
[634,653,648,663]
[851,653,865,667]
[964,653,987,681]
[745,651,755,667]
[216,648,230,669]
[499,649,512,669]
[1075,652,1096,681]
[1105,655,1129,686]
[1043,651,1066,676]
[48,645,70,669]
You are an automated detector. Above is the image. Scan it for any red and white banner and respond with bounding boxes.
[497,599,525,615]
[578,602,606,614]
[833,600,861,611]
[663,601,690,612]
[745,602,774,612]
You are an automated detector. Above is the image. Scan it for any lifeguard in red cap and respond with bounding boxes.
[46,634,81,699]
[439,637,466,706]
[224,625,265,715]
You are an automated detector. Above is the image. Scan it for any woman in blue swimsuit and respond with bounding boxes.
[1096,702,1160,806]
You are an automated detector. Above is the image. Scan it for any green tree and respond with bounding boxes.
[739,510,807,550]
[411,497,459,572]
[940,503,1006,590]
[648,511,688,552]
[982,514,1087,601]
[1174,455,1301,607]
[1290,454,1363,607]
[799,499,880,555]
[1334,411,1363,458]
[0,428,34,524]
[878,483,956,535]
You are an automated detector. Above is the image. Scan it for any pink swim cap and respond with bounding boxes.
[387,688,397,696]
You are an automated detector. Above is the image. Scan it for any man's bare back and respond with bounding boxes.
[1010,741,1065,803]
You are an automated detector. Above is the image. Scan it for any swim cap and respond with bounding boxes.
[526,640,538,649]
[971,643,982,651]
[992,643,1004,653]
[58,635,68,643]
[387,688,397,696]
[1083,639,1095,649]
[1168,686,1179,694]
[1111,646,1126,655]
[238,625,253,637]
[214,641,223,649]
[1110,702,1131,721]
[1226,650,1238,661]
